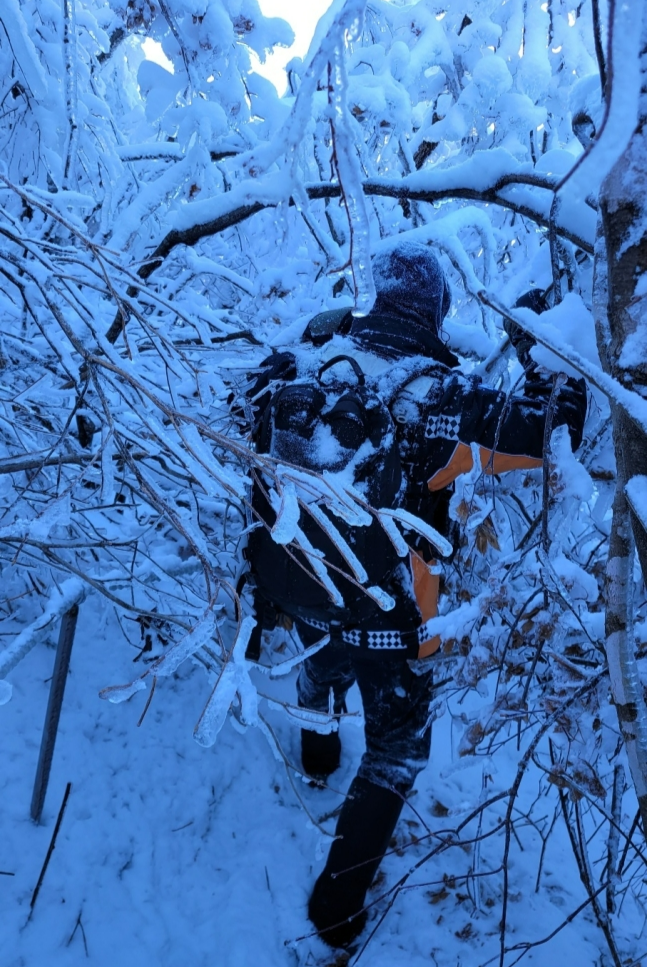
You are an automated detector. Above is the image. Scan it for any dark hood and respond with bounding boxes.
[349,241,456,365]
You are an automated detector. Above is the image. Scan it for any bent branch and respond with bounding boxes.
[105,174,593,344]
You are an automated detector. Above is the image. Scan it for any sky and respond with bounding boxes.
[252,0,334,93]
[141,0,334,95]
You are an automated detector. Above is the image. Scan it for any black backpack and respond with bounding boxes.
[245,353,404,627]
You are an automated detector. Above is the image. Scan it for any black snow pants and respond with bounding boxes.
[296,621,435,796]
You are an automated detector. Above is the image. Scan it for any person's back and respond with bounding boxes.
[239,240,587,948]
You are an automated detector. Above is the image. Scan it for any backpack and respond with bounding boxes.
[244,353,405,627]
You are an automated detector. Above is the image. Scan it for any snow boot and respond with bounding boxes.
[308,776,404,948]
[301,728,341,781]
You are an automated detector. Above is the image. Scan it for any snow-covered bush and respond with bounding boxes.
[2,0,647,960]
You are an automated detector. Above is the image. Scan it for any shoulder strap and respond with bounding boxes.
[382,358,450,407]
[318,355,365,386]
[303,308,353,346]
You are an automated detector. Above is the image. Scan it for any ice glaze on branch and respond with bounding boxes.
[105,160,594,343]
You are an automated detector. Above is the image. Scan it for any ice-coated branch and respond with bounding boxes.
[0,451,86,474]
[479,291,647,436]
[556,0,643,204]
[127,159,593,284]
[236,0,369,181]
[606,763,625,915]
[0,578,86,703]
[62,0,79,188]
[328,44,376,316]
[0,0,48,100]
[116,143,184,163]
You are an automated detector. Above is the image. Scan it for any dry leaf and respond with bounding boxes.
[474,514,500,554]
[428,888,449,905]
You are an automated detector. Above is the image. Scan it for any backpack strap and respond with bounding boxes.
[382,358,450,406]
[318,355,365,386]
[303,308,353,346]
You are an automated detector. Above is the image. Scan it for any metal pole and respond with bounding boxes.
[30,605,79,824]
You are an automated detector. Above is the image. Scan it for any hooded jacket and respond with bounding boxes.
[241,245,587,658]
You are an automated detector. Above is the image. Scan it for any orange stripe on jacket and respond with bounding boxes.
[410,551,441,659]
[427,442,543,492]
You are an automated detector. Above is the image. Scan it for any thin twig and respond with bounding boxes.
[136,675,157,727]
[29,782,73,916]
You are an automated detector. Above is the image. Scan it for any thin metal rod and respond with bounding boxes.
[30,606,79,824]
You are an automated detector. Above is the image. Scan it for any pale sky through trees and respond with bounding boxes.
[253,0,334,93]
[142,0,333,93]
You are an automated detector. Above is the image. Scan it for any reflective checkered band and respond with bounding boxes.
[303,617,329,632]
[417,616,436,643]
[366,630,407,650]
[425,413,460,441]
[301,617,430,652]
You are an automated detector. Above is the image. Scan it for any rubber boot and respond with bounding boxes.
[308,776,404,948]
[301,728,341,781]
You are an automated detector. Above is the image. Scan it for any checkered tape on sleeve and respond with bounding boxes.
[424,412,460,441]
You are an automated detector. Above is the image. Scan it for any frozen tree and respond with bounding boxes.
[2,0,647,961]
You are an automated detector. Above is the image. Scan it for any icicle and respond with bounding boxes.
[328,42,376,317]
[270,482,301,545]
[193,616,257,748]
[0,681,13,706]
[62,0,79,187]
[306,502,368,583]
[100,677,148,705]
[379,507,453,558]
[101,426,115,505]
[292,522,345,607]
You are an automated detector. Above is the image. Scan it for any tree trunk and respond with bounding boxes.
[597,22,647,840]
[600,118,647,581]
[604,425,647,837]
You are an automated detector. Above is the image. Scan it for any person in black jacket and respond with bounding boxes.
[241,243,587,948]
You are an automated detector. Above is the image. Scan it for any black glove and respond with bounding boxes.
[504,289,550,371]
[522,369,588,450]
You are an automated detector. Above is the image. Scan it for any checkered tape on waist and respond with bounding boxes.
[300,615,437,652]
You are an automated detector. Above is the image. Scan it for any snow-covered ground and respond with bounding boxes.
[2,605,637,967]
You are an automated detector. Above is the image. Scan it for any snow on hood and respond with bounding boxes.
[370,240,451,336]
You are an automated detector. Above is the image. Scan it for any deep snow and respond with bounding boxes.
[2,605,638,967]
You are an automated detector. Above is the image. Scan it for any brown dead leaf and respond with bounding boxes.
[430,799,450,817]
[459,720,485,756]
[505,662,527,678]
[474,514,500,554]
[428,888,449,905]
